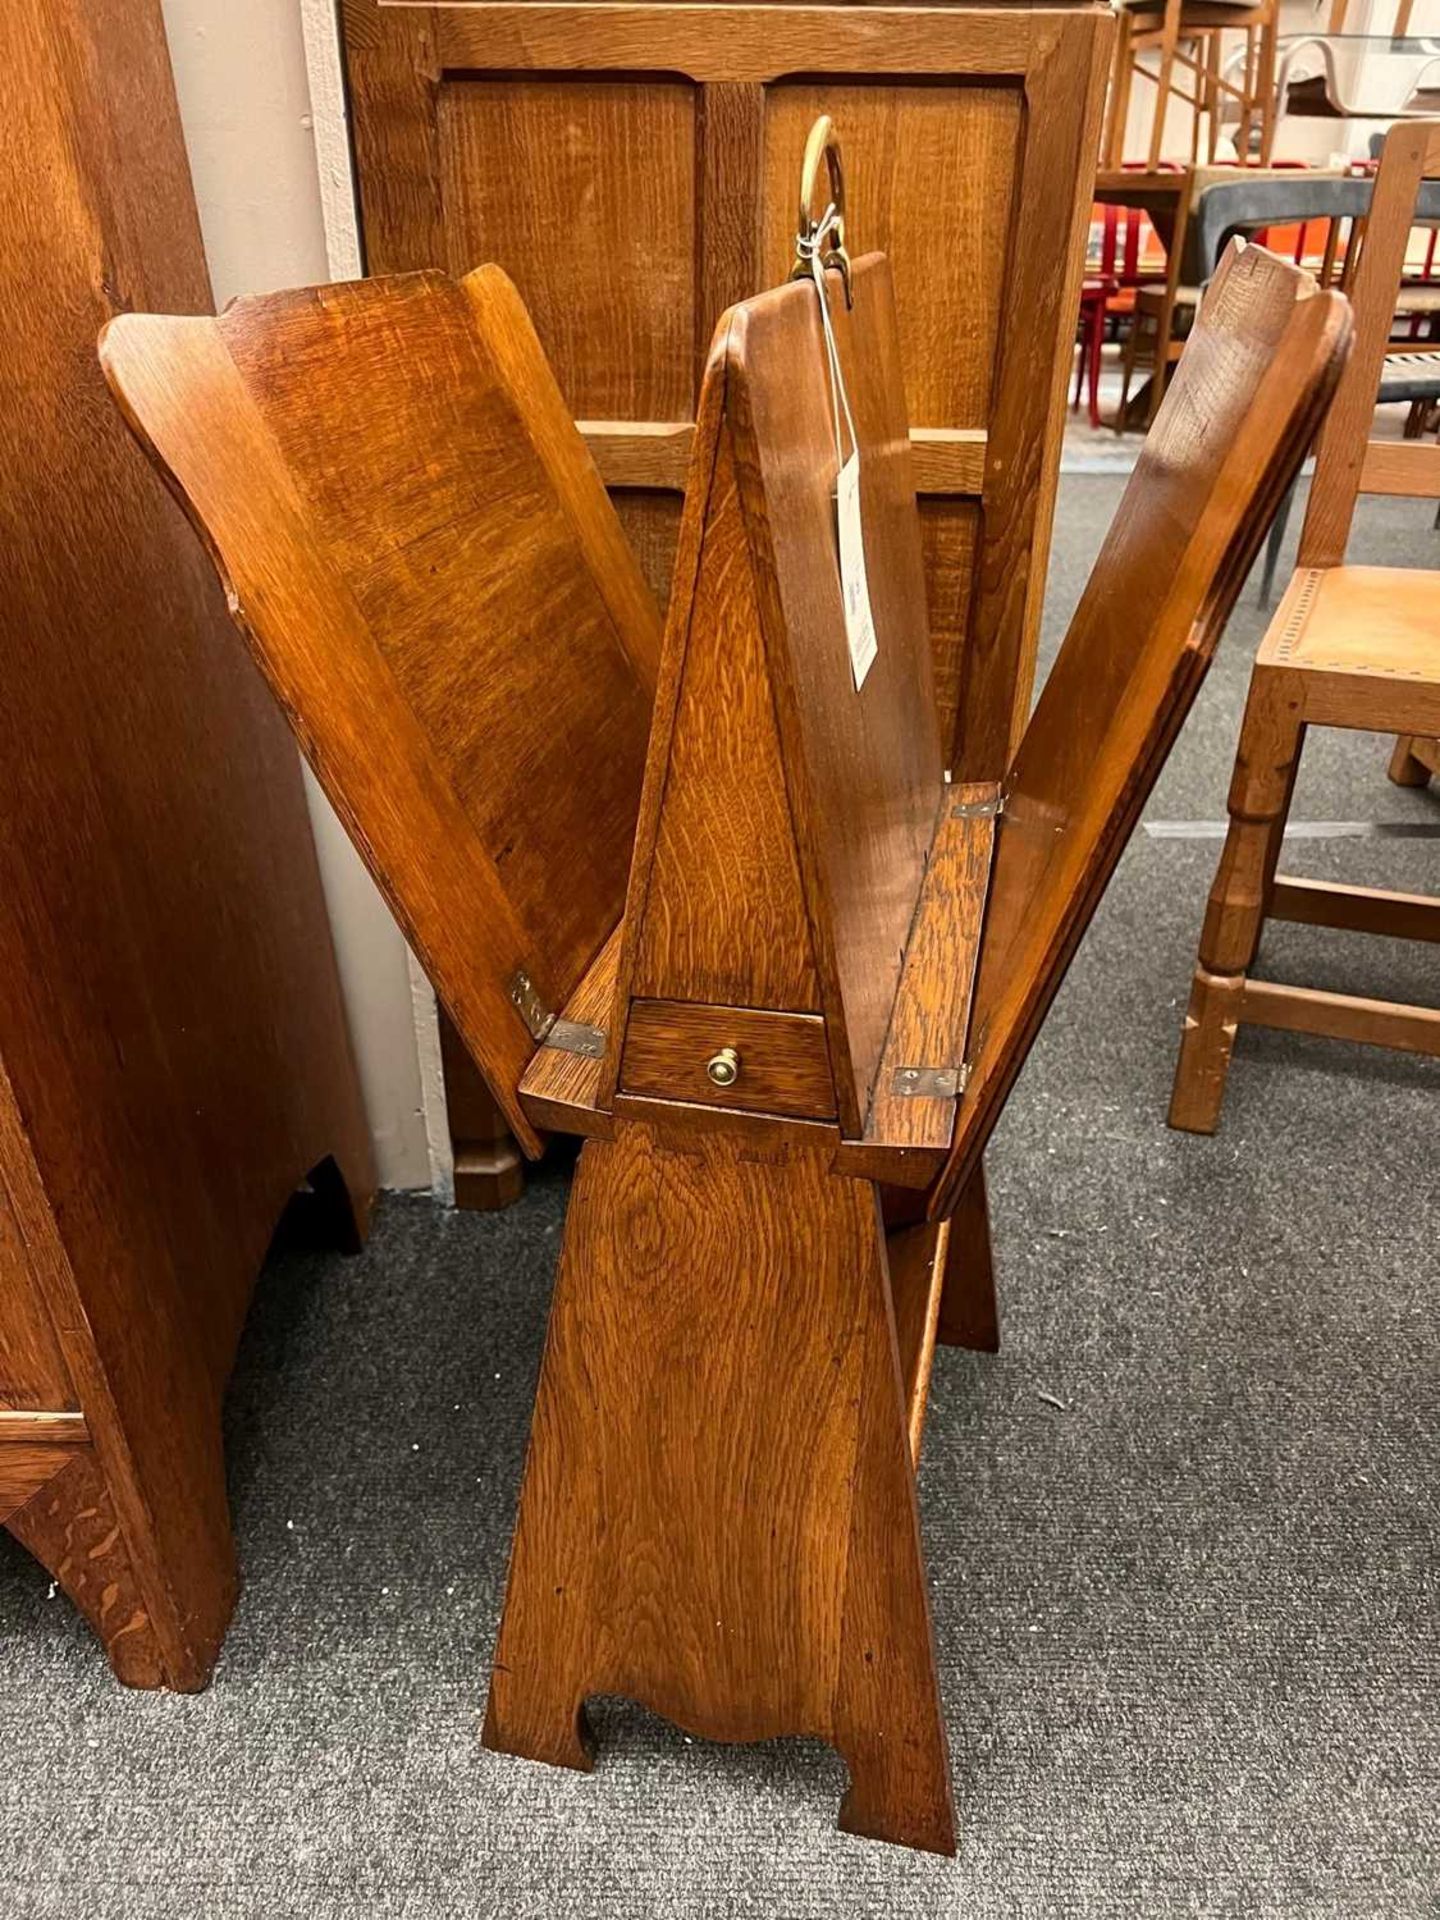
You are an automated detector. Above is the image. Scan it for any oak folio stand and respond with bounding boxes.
[484,215,1352,1846]
[105,123,1349,1846]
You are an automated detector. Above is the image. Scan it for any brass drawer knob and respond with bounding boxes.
[706,1046,741,1088]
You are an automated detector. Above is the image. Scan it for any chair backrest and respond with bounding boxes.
[1299,119,1440,565]
[929,240,1351,1217]
[101,266,662,1155]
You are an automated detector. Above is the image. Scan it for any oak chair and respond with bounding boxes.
[103,208,1347,1848]
[1106,0,1279,171]
[1170,120,1440,1138]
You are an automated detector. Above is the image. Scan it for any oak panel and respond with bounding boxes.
[438,75,697,421]
[934,244,1353,1215]
[919,499,982,772]
[762,83,1021,431]
[0,1170,74,1412]
[726,259,946,1130]
[625,423,824,1015]
[104,265,659,1150]
[519,925,622,1138]
[865,784,996,1157]
[484,1116,955,1852]
[613,490,684,613]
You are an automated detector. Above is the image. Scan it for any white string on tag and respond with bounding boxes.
[797,213,878,692]
[797,213,859,474]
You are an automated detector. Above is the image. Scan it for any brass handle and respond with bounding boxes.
[791,114,852,307]
[706,1047,741,1088]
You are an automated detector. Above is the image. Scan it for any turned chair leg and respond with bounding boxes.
[1255,6,1280,166]
[485,1117,956,1855]
[1170,668,1305,1133]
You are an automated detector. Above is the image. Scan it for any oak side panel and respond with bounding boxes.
[628,426,824,1014]
[761,82,1021,431]
[613,491,685,614]
[0,1159,75,1414]
[1,0,374,1684]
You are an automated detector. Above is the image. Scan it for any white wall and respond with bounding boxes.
[158,0,445,1191]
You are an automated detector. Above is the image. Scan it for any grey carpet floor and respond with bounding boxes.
[3,478,1437,1918]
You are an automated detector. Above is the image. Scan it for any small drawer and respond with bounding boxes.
[620,999,837,1119]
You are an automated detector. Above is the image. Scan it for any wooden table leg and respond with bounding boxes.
[439,1010,525,1210]
[484,1116,956,1855]
[936,1156,1000,1353]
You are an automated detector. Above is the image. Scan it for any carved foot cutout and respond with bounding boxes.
[5,1450,166,1688]
[839,1769,956,1857]
[483,1682,595,1774]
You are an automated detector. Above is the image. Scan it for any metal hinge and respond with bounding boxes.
[544,1019,607,1059]
[508,969,555,1043]
[509,970,607,1057]
[890,1063,970,1100]
[952,792,1004,821]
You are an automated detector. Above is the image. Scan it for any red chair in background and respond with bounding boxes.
[1073,201,1168,429]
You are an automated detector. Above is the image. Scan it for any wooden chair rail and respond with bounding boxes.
[1240,978,1440,1055]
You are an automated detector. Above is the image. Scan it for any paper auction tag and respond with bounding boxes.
[835,450,877,690]
[806,245,878,692]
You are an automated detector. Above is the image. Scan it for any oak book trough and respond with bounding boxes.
[99,127,1350,1852]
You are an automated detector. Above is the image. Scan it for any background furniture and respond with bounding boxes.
[1391,732,1439,782]
[1170,120,1440,1136]
[1276,25,1440,127]
[1171,167,1440,595]
[336,0,1115,1199]
[0,0,373,1687]
[1074,200,1169,426]
[1114,161,1323,429]
[1106,0,1279,168]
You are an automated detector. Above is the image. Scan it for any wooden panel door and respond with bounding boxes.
[341,0,1112,777]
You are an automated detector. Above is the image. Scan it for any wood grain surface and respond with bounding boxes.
[0,0,373,1688]
[621,1001,837,1119]
[339,0,1110,772]
[484,1116,956,1854]
[931,242,1352,1219]
[102,264,659,1154]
